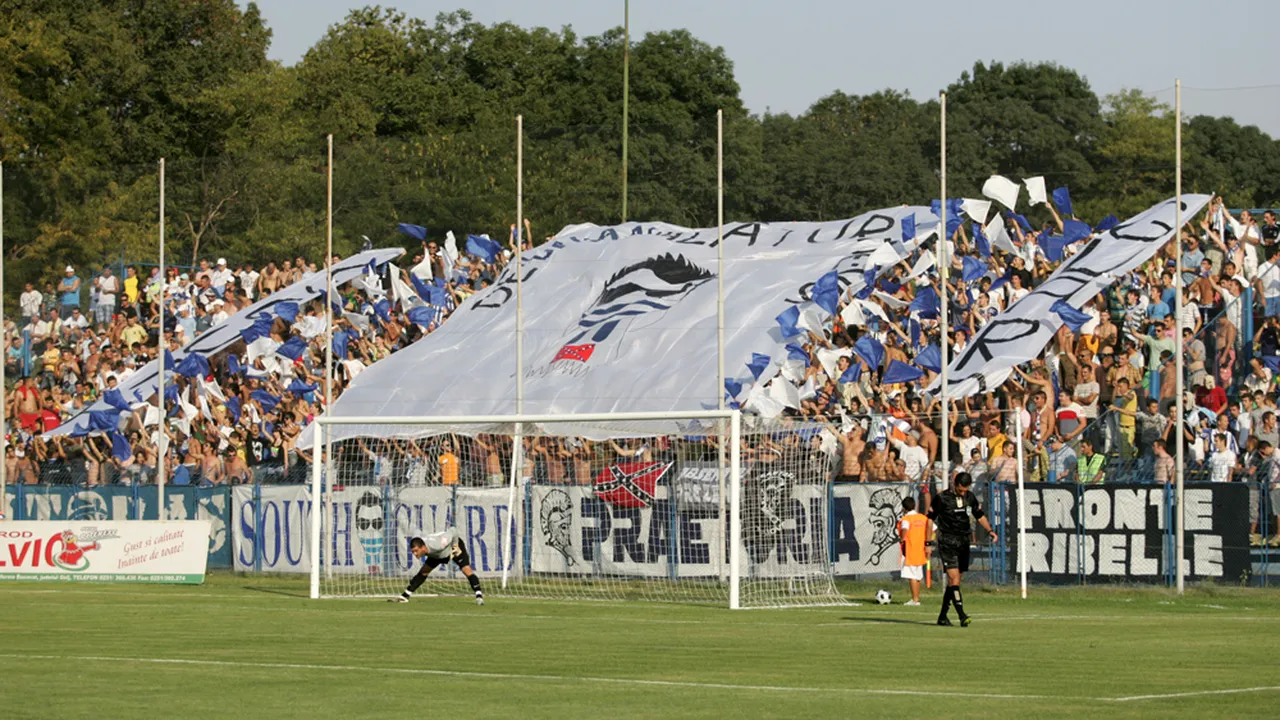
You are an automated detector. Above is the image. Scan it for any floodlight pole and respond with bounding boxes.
[621,0,630,223]
[1174,80,1185,594]
[503,115,524,590]
[157,158,167,511]
[716,109,729,583]
[322,135,336,580]
[1016,410,1027,599]
[938,92,950,494]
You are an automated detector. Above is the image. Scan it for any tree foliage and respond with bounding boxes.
[2,6,1279,291]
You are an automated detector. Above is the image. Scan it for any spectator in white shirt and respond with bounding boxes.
[95,267,119,326]
[892,432,930,483]
[20,283,43,322]
[210,258,235,294]
[238,263,260,301]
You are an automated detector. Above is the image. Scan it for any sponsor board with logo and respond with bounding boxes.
[3,485,232,568]
[0,521,211,583]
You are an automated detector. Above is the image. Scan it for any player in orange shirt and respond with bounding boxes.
[897,496,931,606]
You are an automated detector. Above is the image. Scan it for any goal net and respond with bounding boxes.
[308,411,849,608]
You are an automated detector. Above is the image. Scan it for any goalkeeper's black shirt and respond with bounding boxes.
[928,489,985,540]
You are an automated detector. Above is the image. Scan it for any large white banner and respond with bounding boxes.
[52,248,404,437]
[231,486,516,576]
[0,521,211,583]
[830,483,911,576]
[929,195,1210,397]
[310,209,933,443]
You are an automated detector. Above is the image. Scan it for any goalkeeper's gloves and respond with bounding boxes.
[388,596,409,603]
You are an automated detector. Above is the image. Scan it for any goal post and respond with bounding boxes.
[307,410,848,609]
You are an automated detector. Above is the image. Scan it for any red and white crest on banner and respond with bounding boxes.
[553,343,596,363]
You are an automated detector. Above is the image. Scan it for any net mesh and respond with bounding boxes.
[313,416,849,608]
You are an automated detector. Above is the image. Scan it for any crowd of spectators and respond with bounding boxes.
[3,201,1280,543]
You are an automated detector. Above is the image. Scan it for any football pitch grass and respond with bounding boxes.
[2,575,1278,719]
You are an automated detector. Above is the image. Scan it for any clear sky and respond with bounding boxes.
[252,0,1280,137]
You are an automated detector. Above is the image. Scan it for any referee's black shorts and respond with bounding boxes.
[937,536,970,573]
[424,540,472,571]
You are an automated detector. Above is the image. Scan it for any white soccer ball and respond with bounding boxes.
[874,589,892,605]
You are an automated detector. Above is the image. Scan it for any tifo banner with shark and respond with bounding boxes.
[313,209,933,443]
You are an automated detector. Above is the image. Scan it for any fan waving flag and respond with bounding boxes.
[775,305,803,339]
[913,344,942,373]
[961,256,987,283]
[746,353,770,381]
[466,234,502,264]
[1063,219,1092,245]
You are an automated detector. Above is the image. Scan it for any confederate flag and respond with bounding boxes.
[554,343,595,363]
[592,462,672,508]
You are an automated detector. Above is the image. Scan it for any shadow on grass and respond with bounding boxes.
[840,616,938,626]
[242,585,309,598]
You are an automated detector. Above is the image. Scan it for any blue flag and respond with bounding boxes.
[812,270,841,316]
[973,222,990,257]
[407,306,434,327]
[287,380,317,395]
[332,330,349,360]
[1051,300,1092,333]
[1063,219,1092,245]
[175,353,210,379]
[227,355,244,375]
[785,343,811,367]
[725,378,743,400]
[102,388,131,412]
[109,432,133,463]
[1094,215,1119,232]
[840,362,861,384]
[857,267,877,300]
[775,306,803,339]
[276,336,307,361]
[163,349,175,372]
[226,395,242,424]
[86,409,122,434]
[1007,211,1032,233]
[1052,187,1074,217]
[397,223,428,241]
[989,266,1015,292]
[410,272,434,302]
[882,359,924,385]
[901,214,916,241]
[239,314,275,344]
[853,336,884,372]
[251,390,282,414]
[373,298,392,324]
[275,302,300,323]
[466,234,502,264]
[913,344,942,373]
[1041,235,1067,263]
[961,255,987,283]
[1261,355,1280,373]
[909,287,939,317]
[909,317,921,348]
[746,353,770,381]
[426,284,448,307]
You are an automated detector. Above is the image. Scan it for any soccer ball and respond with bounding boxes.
[874,589,892,605]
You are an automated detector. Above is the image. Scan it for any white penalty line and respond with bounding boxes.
[1110,686,1280,702]
[0,653,1075,702]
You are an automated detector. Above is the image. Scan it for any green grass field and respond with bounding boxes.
[2,574,1278,719]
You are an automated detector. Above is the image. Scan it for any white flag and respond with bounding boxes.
[745,383,785,420]
[857,298,891,323]
[905,253,935,281]
[411,253,434,281]
[769,376,801,410]
[961,198,991,225]
[798,376,817,402]
[840,300,865,327]
[796,304,827,334]
[981,175,1020,211]
[816,347,852,379]
[984,215,1018,255]
[1025,177,1047,206]
[442,231,459,280]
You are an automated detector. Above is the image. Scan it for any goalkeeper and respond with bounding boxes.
[389,529,484,606]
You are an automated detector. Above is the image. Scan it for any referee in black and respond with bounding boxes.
[927,472,997,627]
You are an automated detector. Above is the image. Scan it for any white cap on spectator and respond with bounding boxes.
[180,273,189,280]
[65,266,74,272]
[217,258,227,266]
